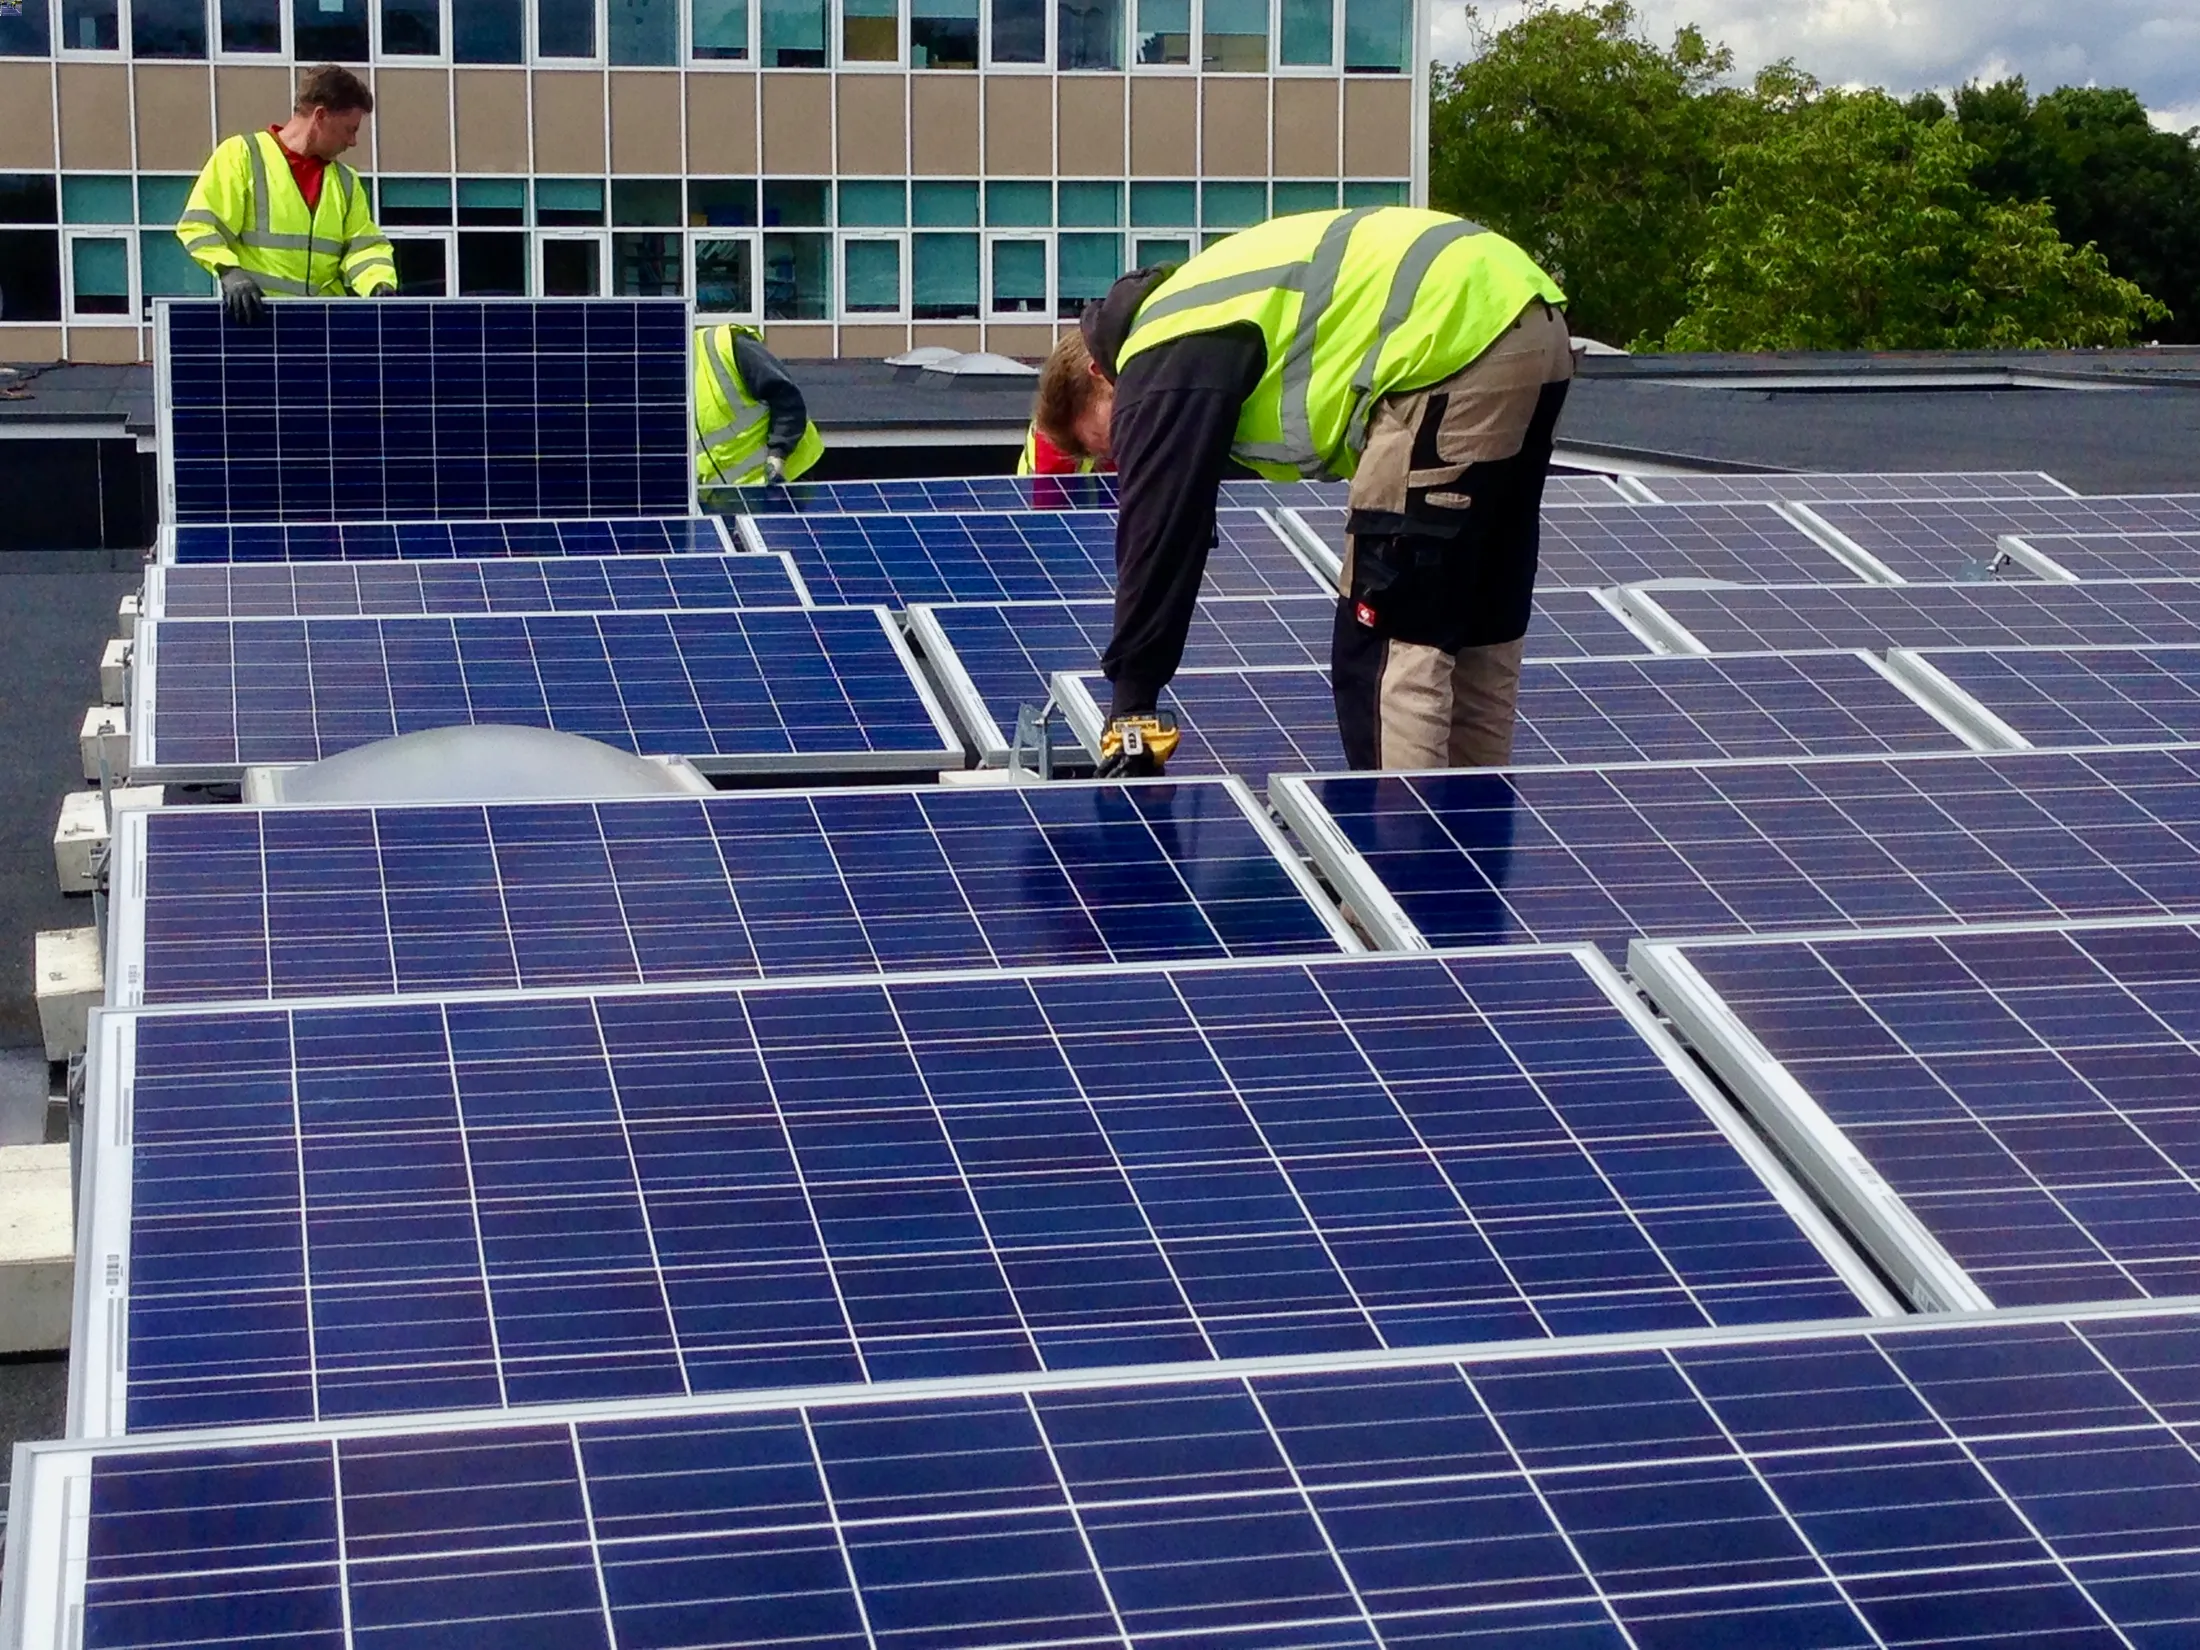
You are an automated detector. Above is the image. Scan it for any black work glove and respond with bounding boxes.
[1096,713,1181,778]
[218,268,266,325]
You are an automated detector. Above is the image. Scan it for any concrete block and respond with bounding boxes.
[34,927,100,1062]
[100,637,130,704]
[0,1144,72,1353]
[79,705,126,783]
[53,786,162,894]
[117,591,138,637]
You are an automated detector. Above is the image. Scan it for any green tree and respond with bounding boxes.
[1654,91,2168,351]
[1428,1,1762,346]
[1953,79,2200,342]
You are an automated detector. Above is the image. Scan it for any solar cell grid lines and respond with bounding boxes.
[158,299,694,523]
[717,476,1349,516]
[1894,645,2200,751]
[2009,530,2200,581]
[1804,495,2200,580]
[131,608,961,781]
[143,553,809,620]
[1622,578,2200,656]
[1274,745,2200,952]
[1635,920,2200,1312]
[163,516,735,566]
[107,779,1353,1008]
[748,508,1326,606]
[76,947,1883,1436]
[26,1308,2200,1650]
[1635,470,2077,505]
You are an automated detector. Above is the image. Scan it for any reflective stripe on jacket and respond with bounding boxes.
[693,323,824,486]
[1114,207,1565,482]
[176,131,396,297]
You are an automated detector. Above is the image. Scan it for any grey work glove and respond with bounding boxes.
[218,268,266,325]
[762,454,787,485]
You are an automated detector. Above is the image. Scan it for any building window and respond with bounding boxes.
[1279,0,1325,62]
[610,0,676,60]
[458,177,526,225]
[0,0,53,54]
[987,235,1045,314]
[1272,180,1337,214]
[61,0,119,49]
[989,0,1040,63]
[140,230,215,304]
[1132,234,1188,267]
[1055,0,1114,67]
[763,178,829,227]
[542,235,603,293]
[614,232,681,294]
[63,176,136,225]
[912,231,976,317]
[1128,180,1193,227]
[1133,0,1182,63]
[1344,179,1407,206]
[690,0,744,56]
[690,179,759,226]
[1201,0,1262,68]
[132,0,206,56]
[381,0,438,52]
[292,0,366,58]
[458,233,526,293]
[1057,181,1119,227]
[913,180,978,227]
[218,0,279,50]
[763,231,829,318]
[1202,180,1264,228]
[537,178,606,226]
[538,0,594,55]
[910,0,972,66]
[379,177,454,224]
[1342,0,1400,70]
[840,0,893,60]
[67,233,131,317]
[613,178,684,226]
[842,235,902,315]
[0,181,62,321]
[137,175,196,233]
[838,180,905,227]
[390,235,451,293]
[1055,230,1116,317]
[761,0,823,64]
[454,0,522,58]
[985,180,1050,228]
[694,236,754,313]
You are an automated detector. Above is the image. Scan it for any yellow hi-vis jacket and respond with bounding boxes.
[693,323,824,486]
[1115,207,1565,482]
[176,132,396,298]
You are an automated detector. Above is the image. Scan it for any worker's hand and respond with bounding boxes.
[1096,713,1181,778]
[218,268,266,325]
[762,455,787,485]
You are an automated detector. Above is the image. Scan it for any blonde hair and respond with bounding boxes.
[1033,333,1105,457]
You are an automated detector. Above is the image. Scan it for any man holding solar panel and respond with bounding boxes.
[1035,206,1571,775]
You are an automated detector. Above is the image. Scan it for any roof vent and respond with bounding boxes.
[922,351,1040,378]
[885,345,961,368]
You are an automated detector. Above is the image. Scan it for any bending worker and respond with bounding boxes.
[694,322,824,487]
[177,64,395,321]
[1034,206,1570,774]
[1016,418,1105,477]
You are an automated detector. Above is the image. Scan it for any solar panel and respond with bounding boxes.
[1273,745,2200,952]
[161,516,735,566]
[1620,578,2200,655]
[1542,473,1638,504]
[72,945,1883,1436]
[42,1305,2200,1650]
[1803,496,2200,580]
[1055,653,1977,781]
[156,298,694,523]
[129,608,963,782]
[909,592,1657,764]
[2005,531,2200,581]
[745,508,1327,607]
[1635,471,2077,505]
[106,778,1354,1010]
[717,473,1120,515]
[1890,645,2200,751]
[142,553,810,620]
[1635,918,2200,1312]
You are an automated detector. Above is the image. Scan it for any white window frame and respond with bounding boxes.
[383,228,460,295]
[1127,0,1191,70]
[1197,0,1271,73]
[452,226,533,295]
[372,0,453,64]
[834,0,901,66]
[690,229,763,322]
[683,0,755,63]
[759,227,836,323]
[63,227,139,324]
[1273,0,1333,70]
[536,228,610,295]
[210,0,292,61]
[837,230,909,322]
[53,0,126,55]
[983,231,1050,321]
[979,0,1048,70]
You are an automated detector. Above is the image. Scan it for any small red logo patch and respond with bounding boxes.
[1354,602,1379,628]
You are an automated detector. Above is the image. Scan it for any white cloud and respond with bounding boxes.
[1432,0,2200,127]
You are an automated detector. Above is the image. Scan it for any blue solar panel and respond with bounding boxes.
[1898,646,2200,750]
[76,947,1876,1434]
[747,508,1325,606]
[107,779,1350,1009]
[36,1307,2200,1649]
[144,553,808,619]
[1275,746,2200,952]
[158,299,693,523]
[1638,920,2200,1311]
[163,516,733,566]
[2010,531,2200,581]
[1637,471,2076,505]
[1064,653,1972,780]
[1624,579,2200,654]
[130,609,959,781]
[1805,496,2200,580]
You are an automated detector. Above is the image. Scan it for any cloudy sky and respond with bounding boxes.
[1433,1,2200,131]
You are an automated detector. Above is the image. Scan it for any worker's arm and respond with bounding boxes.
[175,138,248,279]
[1098,325,1265,720]
[730,333,811,458]
[334,167,398,295]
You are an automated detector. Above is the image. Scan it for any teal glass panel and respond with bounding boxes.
[137,176,195,225]
[1132,235,1189,267]
[990,238,1046,312]
[1271,180,1338,215]
[1344,179,1408,206]
[63,176,134,225]
[1056,231,1119,316]
[1128,181,1195,226]
[1056,181,1120,227]
[1342,0,1402,70]
[843,237,901,312]
[1279,0,1325,61]
[985,181,1051,227]
[912,181,979,227]
[912,231,978,317]
[837,180,906,227]
[1201,181,1265,227]
[141,230,215,296]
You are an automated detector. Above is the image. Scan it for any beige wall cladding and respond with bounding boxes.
[1128,79,1194,175]
[67,328,145,364]
[837,324,908,358]
[372,68,451,173]
[912,322,981,353]
[836,76,906,175]
[1343,77,1411,176]
[57,64,132,171]
[1271,78,1338,177]
[132,66,213,172]
[533,71,606,173]
[453,69,529,172]
[13,328,62,364]
[214,65,292,140]
[763,323,835,358]
[1201,79,1266,176]
[762,76,832,175]
[0,64,55,169]
[984,323,1055,359]
[609,71,681,174]
[909,77,977,175]
[983,77,1050,176]
[687,74,757,174]
[1056,78,1124,176]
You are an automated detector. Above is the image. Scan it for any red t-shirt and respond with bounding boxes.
[266,125,326,212]
[1027,427,1111,476]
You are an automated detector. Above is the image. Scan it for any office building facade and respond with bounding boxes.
[0,0,1424,361]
